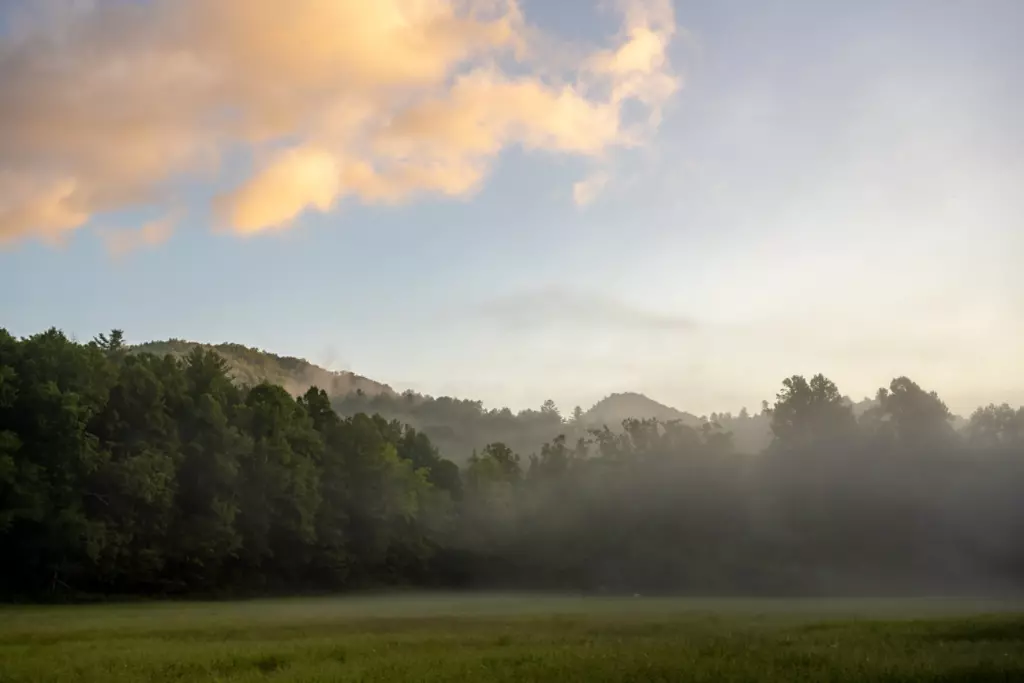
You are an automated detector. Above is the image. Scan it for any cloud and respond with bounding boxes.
[0,0,681,245]
[573,171,610,206]
[589,0,679,119]
[100,214,176,258]
[0,173,89,247]
[220,147,341,234]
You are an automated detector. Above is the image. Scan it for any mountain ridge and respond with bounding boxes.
[130,338,751,458]
[131,339,716,423]
[130,339,396,399]
[129,338,966,458]
[582,391,703,427]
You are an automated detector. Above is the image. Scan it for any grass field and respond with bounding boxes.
[2,594,1023,682]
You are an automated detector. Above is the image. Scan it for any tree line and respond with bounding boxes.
[1,328,1022,600]
[333,390,570,465]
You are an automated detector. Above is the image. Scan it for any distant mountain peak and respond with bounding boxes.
[584,392,701,427]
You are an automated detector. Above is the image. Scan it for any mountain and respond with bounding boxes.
[130,339,395,399]
[582,393,785,454]
[129,342,775,456]
[582,392,702,428]
[128,339,968,459]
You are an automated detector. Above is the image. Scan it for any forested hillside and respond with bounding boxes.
[131,339,970,460]
[2,327,1022,600]
[135,338,785,457]
[131,339,395,400]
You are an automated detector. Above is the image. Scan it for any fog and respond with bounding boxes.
[1,0,1022,618]
[449,404,1024,598]
[2,329,1023,602]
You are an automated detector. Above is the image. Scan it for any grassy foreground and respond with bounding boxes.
[1,595,1023,682]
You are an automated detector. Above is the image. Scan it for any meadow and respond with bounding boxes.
[1,595,1023,682]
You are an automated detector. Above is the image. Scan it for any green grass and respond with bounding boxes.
[1,595,1023,682]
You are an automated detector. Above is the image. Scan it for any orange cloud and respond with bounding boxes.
[0,0,681,244]
[572,172,610,207]
[0,174,90,247]
[222,147,342,234]
[101,215,176,259]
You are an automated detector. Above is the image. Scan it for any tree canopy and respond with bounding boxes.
[1,327,1022,599]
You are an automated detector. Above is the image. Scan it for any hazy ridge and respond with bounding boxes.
[130,339,966,458]
[131,340,396,400]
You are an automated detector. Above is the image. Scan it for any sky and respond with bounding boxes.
[1,0,1022,417]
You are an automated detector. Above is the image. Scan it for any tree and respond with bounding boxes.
[769,374,858,450]
[93,329,126,355]
[529,434,573,480]
[85,353,181,589]
[467,442,521,487]
[861,377,956,449]
[168,350,246,591]
[4,324,1024,600]
[966,403,1024,449]
[540,399,561,421]
[299,387,358,587]
[234,383,322,583]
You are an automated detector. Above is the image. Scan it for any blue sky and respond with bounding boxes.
[1,0,1022,416]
